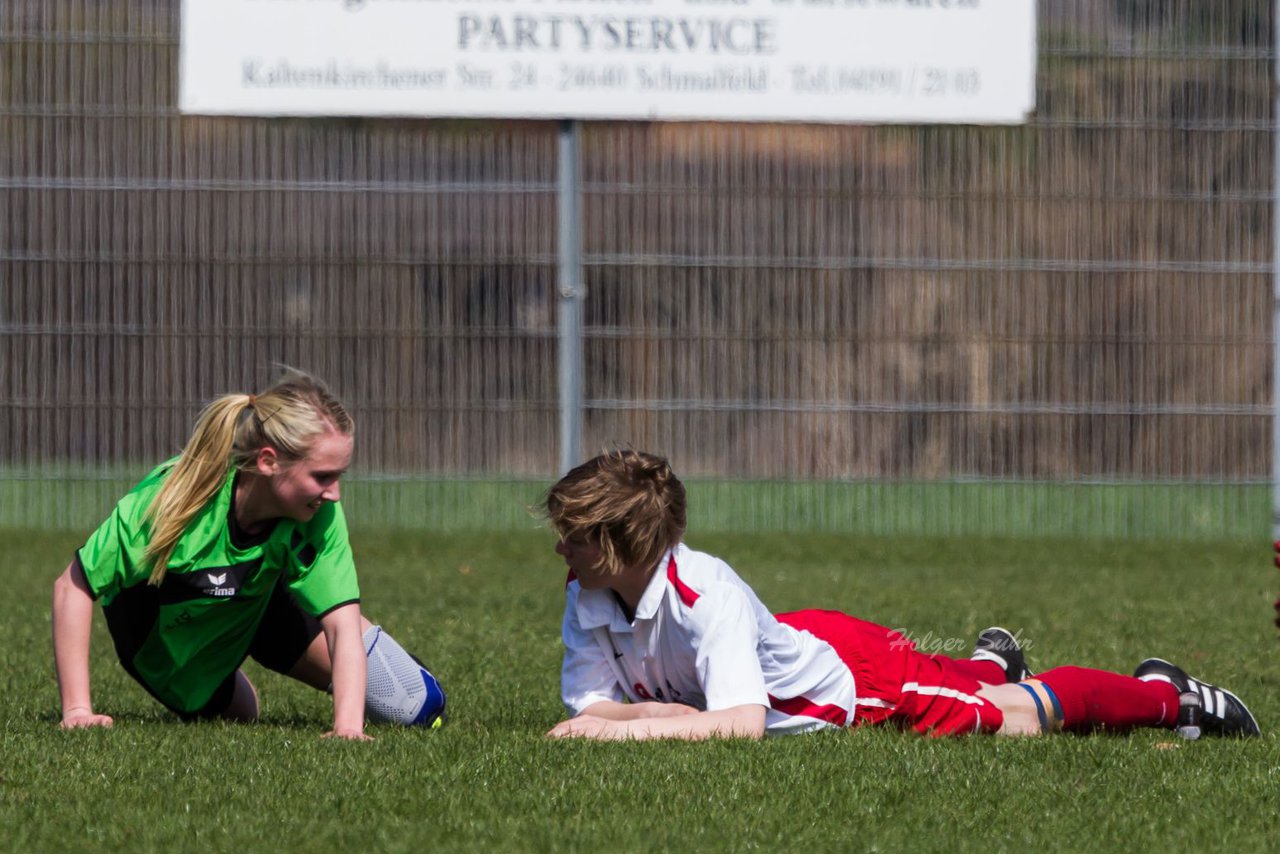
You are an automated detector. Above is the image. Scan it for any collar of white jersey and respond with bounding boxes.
[632,546,679,621]
[575,545,679,631]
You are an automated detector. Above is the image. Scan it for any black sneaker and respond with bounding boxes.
[1134,658,1260,737]
[971,627,1033,682]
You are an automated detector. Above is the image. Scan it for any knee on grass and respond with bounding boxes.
[981,680,1063,737]
[362,625,446,728]
[221,670,260,722]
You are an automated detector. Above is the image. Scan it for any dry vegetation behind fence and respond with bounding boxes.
[0,3,1274,531]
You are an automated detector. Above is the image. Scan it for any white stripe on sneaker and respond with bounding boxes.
[1195,684,1213,717]
[971,650,1010,670]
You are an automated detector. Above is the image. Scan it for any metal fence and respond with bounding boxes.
[1,1,1273,538]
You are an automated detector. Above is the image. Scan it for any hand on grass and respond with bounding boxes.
[61,708,113,729]
[322,728,374,742]
[546,715,625,740]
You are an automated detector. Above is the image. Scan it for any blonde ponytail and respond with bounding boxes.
[143,395,253,584]
[143,371,354,585]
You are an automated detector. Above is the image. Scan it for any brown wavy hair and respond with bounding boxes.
[541,450,687,576]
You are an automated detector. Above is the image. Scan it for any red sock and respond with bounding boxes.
[1035,666,1180,732]
[926,654,1008,684]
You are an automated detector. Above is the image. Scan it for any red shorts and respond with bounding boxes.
[776,610,1004,737]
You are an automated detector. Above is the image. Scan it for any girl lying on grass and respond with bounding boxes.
[541,450,1259,741]
[52,372,445,738]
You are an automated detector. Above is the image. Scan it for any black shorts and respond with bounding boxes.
[99,567,324,720]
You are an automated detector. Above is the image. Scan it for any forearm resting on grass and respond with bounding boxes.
[321,603,371,741]
[548,703,766,741]
[579,699,701,721]
[51,561,113,729]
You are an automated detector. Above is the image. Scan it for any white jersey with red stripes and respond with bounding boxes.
[560,543,858,735]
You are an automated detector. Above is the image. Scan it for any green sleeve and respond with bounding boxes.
[285,501,361,617]
[76,467,167,601]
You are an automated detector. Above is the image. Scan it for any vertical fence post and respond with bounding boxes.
[1274,2,1280,542]
[558,119,584,475]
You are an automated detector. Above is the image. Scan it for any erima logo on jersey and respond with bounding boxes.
[202,571,235,599]
[158,560,261,606]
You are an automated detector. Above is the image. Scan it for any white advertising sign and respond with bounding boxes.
[180,0,1035,123]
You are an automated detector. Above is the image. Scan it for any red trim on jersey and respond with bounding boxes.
[768,693,848,726]
[565,569,576,589]
[666,555,700,607]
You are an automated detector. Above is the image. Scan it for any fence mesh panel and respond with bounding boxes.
[0,1,1273,538]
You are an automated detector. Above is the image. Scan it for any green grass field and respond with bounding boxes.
[1,473,1267,540]
[3,529,1277,851]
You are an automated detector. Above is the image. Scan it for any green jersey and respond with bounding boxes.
[77,461,360,713]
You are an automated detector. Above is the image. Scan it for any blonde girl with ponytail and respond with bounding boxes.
[51,372,445,737]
